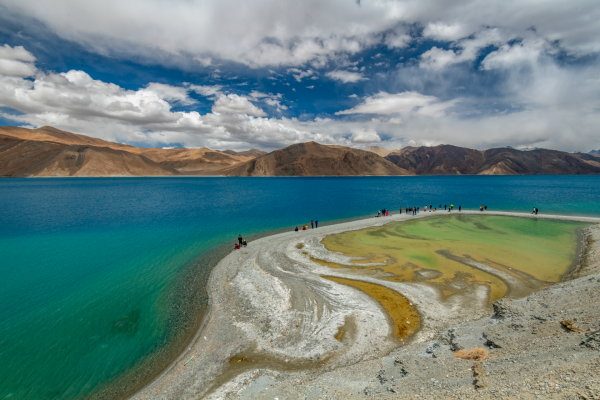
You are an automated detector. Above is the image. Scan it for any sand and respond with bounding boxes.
[130,211,600,400]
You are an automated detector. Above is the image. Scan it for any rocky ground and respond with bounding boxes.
[205,224,600,400]
[133,213,600,400]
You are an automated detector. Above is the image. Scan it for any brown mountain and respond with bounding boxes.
[365,146,393,157]
[221,149,267,158]
[0,134,177,177]
[385,145,600,175]
[228,141,413,176]
[0,126,251,176]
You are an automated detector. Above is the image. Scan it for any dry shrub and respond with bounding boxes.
[454,347,489,361]
[561,319,584,332]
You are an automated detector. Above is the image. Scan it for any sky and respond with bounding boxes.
[0,0,599,152]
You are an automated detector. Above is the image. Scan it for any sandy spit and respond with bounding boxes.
[131,211,600,400]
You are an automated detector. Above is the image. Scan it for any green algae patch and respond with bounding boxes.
[320,215,587,302]
[323,276,420,340]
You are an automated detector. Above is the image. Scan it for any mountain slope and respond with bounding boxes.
[365,146,393,157]
[384,145,600,175]
[0,135,177,177]
[385,145,485,175]
[0,126,250,175]
[222,149,267,158]
[228,141,413,176]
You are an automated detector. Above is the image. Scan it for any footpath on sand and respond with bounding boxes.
[133,211,600,400]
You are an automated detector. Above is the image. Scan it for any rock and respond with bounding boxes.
[492,298,523,319]
[473,361,487,389]
[376,369,387,384]
[439,329,463,351]
[580,330,600,350]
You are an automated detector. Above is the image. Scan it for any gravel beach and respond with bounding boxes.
[132,211,600,400]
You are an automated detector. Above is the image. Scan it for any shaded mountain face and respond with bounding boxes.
[228,141,413,176]
[385,145,600,175]
[0,135,177,177]
[589,150,600,156]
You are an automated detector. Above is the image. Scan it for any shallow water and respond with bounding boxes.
[1,176,600,400]
[320,215,588,303]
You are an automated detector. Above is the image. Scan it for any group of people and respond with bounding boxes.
[234,234,247,250]
[393,204,462,216]
[479,205,488,211]
[295,218,319,231]
[377,209,390,217]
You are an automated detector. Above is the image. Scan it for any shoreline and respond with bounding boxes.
[131,211,600,400]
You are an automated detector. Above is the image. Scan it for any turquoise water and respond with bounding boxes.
[1,176,600,400]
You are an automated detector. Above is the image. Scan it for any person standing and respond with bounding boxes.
[399,207,403,214]
[444,204,447,210]
[311,220,314,229]
[315,218,318,228]
[459,205,461,212]
[484,206,487,211]
[238,235,243,245]
[430,204,432,212]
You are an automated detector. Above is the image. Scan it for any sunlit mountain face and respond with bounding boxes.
[1,0,599,153]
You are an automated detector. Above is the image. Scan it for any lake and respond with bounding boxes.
[1,176,600,399]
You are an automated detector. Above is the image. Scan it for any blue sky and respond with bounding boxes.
[0,0,599,152]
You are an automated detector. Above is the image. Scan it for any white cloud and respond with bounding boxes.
[287,68,314,82]
[188,84,224,98]
[3,0,600,69]
[212,94,266,117]
[384,32,411,49]
[481,39,548,70]
[326,70,368,83]
[144,83,196,105]
[194,56,213,67]
[306,85,314,89]
[348,94,358,98]
[350,128,381,143]
[336,91,457,117]
[419,28,503,69]
[0,44,37,77]
[423,22,469,41]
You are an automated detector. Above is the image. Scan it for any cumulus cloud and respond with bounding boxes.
[422,22,469,41]
[212,94,266,116]
[326,70,368,83]
[0,44,37,77]
[350,128,381,143]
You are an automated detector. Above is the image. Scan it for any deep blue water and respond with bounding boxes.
[1,176,600,400]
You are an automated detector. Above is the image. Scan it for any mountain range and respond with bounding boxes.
[1,126,599,177]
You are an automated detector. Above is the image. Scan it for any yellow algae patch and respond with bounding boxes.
[319,215,586,302]
[323,276,420,340]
